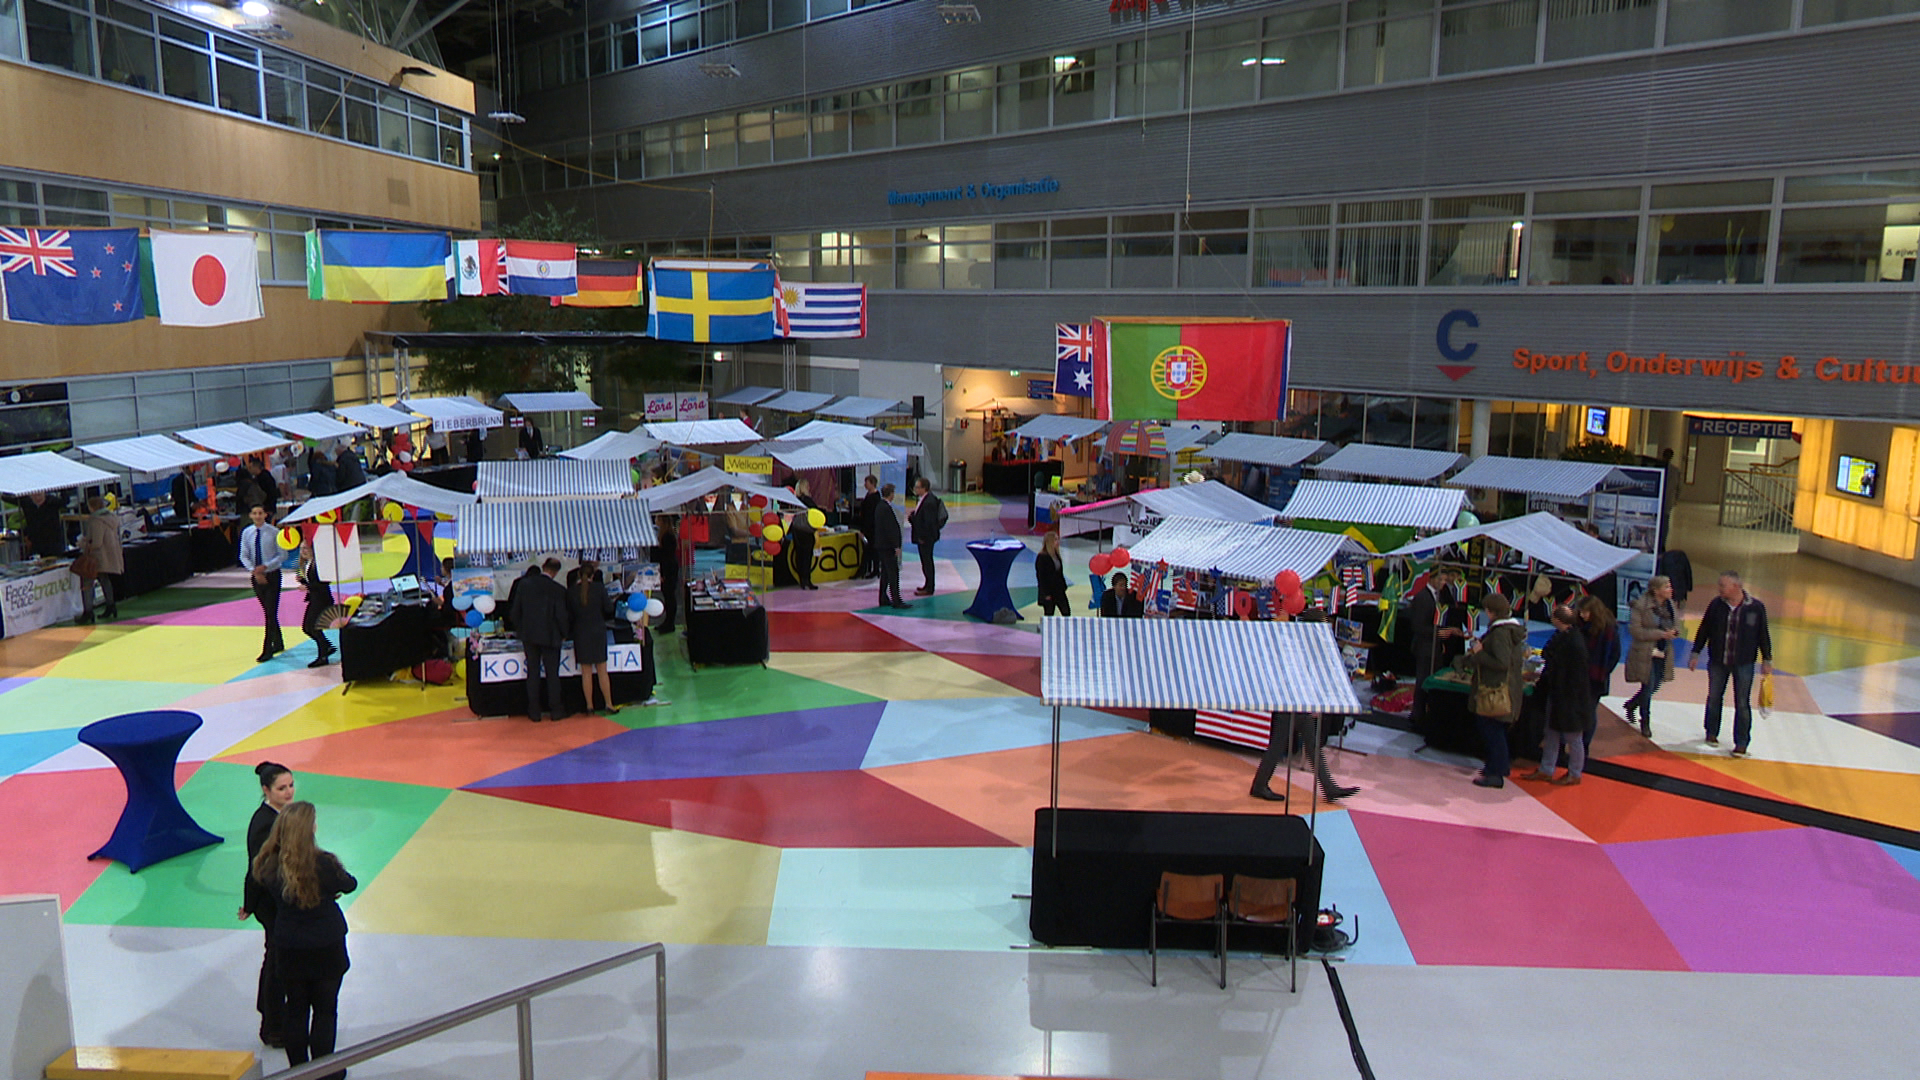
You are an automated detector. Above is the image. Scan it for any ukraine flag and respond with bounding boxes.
[306,230,452,303]
[646,259,778,343]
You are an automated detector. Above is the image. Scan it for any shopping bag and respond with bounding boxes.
[1758,672,1775,716]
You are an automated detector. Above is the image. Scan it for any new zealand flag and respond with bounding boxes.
[0,227,144,325]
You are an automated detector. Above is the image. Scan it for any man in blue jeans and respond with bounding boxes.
[1687,570,1773,757]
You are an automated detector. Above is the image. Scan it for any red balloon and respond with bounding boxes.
[749,522,764,538]
[1089,553,1111,576]
[1282,591,1307,616]
[749,494,767,508]
[1275,570,1302,595]
[762,511,779,526]
[1109,546,1131,565]
[762,539,781,557]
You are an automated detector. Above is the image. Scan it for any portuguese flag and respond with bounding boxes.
[1092,318,1291,421]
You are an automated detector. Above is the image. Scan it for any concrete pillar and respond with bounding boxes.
[1469,399,1493,459]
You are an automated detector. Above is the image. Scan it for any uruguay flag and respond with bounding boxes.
[502,240,577,297]
[1,227,143,325]
[778,281,866,339]
[647,259,778,343]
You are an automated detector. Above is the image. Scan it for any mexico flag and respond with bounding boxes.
[1092,317,1290,422]
[149,230,264,326]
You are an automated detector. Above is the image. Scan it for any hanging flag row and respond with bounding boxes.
[1052,318,1293,422]
[1,227,263,327]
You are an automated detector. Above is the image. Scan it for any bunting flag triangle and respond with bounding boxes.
[417,520,435,545]
[334,522,357,547]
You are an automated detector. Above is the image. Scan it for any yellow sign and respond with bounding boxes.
[724,455,774,475]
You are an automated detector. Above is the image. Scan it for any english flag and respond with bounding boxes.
[149,230,264,327]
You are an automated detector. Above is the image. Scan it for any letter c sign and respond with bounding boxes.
[1437,309,1480,363]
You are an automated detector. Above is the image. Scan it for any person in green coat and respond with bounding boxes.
[1463,593,1528,789]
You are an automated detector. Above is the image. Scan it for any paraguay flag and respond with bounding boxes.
[646,259,778,343]
[502,240,577,297]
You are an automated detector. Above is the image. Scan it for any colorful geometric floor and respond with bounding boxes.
[6,496,1920,987]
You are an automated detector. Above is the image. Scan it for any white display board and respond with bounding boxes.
[676,392,710,421]
[0,894,74,1080]
[644,392,678,424]
[0,565,86,639]
[477,642,648,682]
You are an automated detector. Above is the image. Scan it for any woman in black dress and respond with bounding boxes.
[1035,531,1071,616]
[252,801,356,1080]
[236,762,296,1048]
[295,539,335,668]
[570,559,615,714]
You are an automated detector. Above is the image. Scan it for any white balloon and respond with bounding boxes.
[472,594,497,615]
[626,605,647,621]
[645,598,664,618]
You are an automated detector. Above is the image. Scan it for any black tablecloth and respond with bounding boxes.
[179,524,238,574]
[982,459,1061,496]
[339,602,439,683]
[1420,674,1544,759]
[464,633,654,717]
[1030,808,1323,950]
[117,531,192,598]
[684,601,769,666]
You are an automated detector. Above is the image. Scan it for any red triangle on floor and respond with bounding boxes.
[476,769,1020,848]
[768,611,923,653]
[943,652,1042,697]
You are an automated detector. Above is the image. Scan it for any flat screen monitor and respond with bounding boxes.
[1836,455,1879,499]
[390,574,420,593]
[1584,406,1609,438]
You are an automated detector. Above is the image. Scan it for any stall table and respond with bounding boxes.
[117,530,193,598]
[79,710,223,872]
[180,522,239,574]
[0,561,84,638]
[1420,668,1545,759]
[339,601,441,684]
[465,630,654,717]
[683,583,769,666]
[963,538,1027,622]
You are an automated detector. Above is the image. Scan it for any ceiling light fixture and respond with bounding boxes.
[1240,57,1286,67]
[698,62,741,78]
[240,0,270,16]
[937,3,981,25]
[487,110,527,123]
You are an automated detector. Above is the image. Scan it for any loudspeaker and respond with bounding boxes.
[911,395,925,419]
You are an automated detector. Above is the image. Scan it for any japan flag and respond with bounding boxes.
[150,230,264,327]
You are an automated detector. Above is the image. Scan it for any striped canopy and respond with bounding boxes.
[176,423,288,456]
[1447,455,1637,500]
[457,498,658,555]
[79,435,218,473]
[1130,480,1278,524]
[262,412,362,441]
[1041,617,1363,713]
[475,459,633,499]
[1312,444,1465,482]
[1107,420,1167,457]
[1281,480,1467,531]
[1199,433,1329,468]
[1128,516,1363,581]
[561,429,662,461]
[0,452,117,496]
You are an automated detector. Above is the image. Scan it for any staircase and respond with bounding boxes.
[44,1047,258,1080]
[1718,462,1797,534]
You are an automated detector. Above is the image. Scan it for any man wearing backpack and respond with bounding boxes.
[908,477,947,597]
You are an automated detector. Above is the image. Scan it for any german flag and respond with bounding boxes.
[554,258,641,307]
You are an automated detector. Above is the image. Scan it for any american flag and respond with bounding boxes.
[1055,323,1095,398]
[1341,565,1366,609]
[0,228,76,276]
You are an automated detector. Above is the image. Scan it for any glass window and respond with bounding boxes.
[1050,218,1108,289]
[994,222,1046,288]
[441,124,465,168]
[642,125,672,177]
[1440,0,1539,76]
[737,0,769,37]
[271,232,306,282]
[1346,11,1431,88]
[1178,210,1249,287]
[344,98,377,146]
[706,115,738,170]
[1364,396,1416,447]
[98,23,157,90]
[640,23,668,61]
[1785,169,1920,203]
[1338,202,1421,286]
[1189,20,1260,107]
[772,103,808,160]
[1650,179,1773,209]
[111,193,166,219]
[943,225,991,289]
[378,107,409,154]
[852,230,893,290]
[1666,0,1790,43]
[1260,28,1339,98]
[308,85,344,139]
[1528,216,1637,284]
[1115,34,1183,117]
[613,23,639,68]
[998,61,1049,132]
[218,59,260,116]
[703,3,731,48]
[1803,0,1920,25]
[1544,0,1656,62]
[895,229,940,289]
[161,41,214,105]
[1114,234,1174,288]
[1429,220,1523,284]
[1535,186,1640,213]
[669,13,699,53]
[1,0,22,61]
[25,0,92,75]
[809,98,850,155]
[410,116,437,162]
[263,59,303,127]
[772,0,806,28]
[894,79,938,145]
[43,185,107,213]
[1052,49,1105,125]
[944,68,993,139]
[1777,204,1920,283]
[850,88,891,151]
[736,110,772,165]
[157,17,206,47]
[1650,209,1769,284]
[215,37,255,63]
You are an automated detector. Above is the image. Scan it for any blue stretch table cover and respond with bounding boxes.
[964,538,1028,622]
[79,710,222,872]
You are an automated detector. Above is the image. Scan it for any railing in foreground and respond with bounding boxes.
[261,942,667,1080]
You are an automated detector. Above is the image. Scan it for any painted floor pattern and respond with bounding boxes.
[4,496,1920,992]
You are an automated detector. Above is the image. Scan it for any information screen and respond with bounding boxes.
[1837,455,1879,498]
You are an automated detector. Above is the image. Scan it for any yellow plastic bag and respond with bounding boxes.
[1758,672,1775,715]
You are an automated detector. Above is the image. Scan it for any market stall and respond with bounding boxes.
[643,418,764,447]
[1198,433,1329,470]
[263,412,365,442]
[0,453,118,638]
[496,392,602,414]
[560,429,662,462]
[474,459,634,500]
[404,396,505,433]
[175,423,289,458]
[815,396,902,420]
[77,436,224,571]
[333,403,423,430]
[1280,479,1467,535]
[1129,480,1280,525]
[1310,443,1465,483]
[759,390,838,414]
[1126,516,1365,590]
[712,386,782,407]
[1031,617,1363,948]
[1444,455,1649,547]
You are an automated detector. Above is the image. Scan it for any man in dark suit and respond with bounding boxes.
[856,475,883,579]
[509,557,571,722]
[873,484,908,609]
[907,477,947,596]
[1407,568,1463,736]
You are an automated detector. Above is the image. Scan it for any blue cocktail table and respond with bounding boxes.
[963,538,1028,622]
[79,710,223,872]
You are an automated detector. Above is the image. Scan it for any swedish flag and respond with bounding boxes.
[646,259,779,343]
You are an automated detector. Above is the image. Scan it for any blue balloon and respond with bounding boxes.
[465,609,484,628]
[452,594,474,611]
[628,588,648,604]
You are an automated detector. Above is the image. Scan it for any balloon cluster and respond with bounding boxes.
[624,587,664,621]
[1273,569,1308,617]
[1087,546,1132,577]
[745,494,784,558]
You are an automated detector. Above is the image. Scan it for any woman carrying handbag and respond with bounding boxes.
[1462,593,1528,789]
[1622,575,1680,738]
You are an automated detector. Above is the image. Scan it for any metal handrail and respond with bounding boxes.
[259,942,667,1080]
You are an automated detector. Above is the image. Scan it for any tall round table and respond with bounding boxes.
[79,710,223,872]
[963,538,1028,622]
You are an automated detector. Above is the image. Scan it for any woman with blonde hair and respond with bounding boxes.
[250,801,356,1079]
[1035,531,1071,616]
[1622,575,1680,737]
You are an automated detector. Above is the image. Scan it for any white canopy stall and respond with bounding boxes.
[560,429,662,461]
[496,392,602,413]
[759,390,837,413]
[1127,516,1365,582]
[643,418,763,446]
[639,466,807,511]
[1446,456,1635,501]
[334,404,422,431]
[815,396,902,419]
[752,437,897,471]
[404,396,504,432]
[1199,433,1329,469]
[263,413,364,442]
[176,423,288,457]
[1311,444,1465,483]
[1384,510,1639,583]
[278,472,478,524]
[0,452,117,496]
[78,436,218,475]
[1011,416,1110,443]
[1129,481,1280,525]
[712,386,782,407]
[1280,480,1468,532]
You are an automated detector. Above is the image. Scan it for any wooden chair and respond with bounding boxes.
[1226,875,1299,992]
[1150,871,1225,988]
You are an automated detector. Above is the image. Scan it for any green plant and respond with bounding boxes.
[1561,439,1640,465]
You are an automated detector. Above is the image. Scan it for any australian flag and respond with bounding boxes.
[1055,322,1095,398]
[0,227,143,325]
